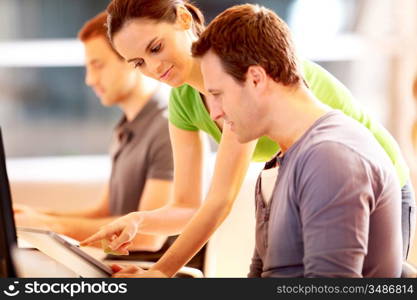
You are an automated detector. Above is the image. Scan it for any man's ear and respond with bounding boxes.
[176,6,193,30]
[246,65,267,90]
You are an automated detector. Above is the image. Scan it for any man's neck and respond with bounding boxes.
[119,77,158,122]
[266,85,331,153]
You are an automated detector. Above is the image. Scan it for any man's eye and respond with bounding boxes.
[93,63,104,69]
[151,43,161,53]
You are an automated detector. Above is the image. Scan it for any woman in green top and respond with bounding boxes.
[81,0,415,276]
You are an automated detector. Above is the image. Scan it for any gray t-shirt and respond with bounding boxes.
[109,96,173,215]
[249,110,402,277]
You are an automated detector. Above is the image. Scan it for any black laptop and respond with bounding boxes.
[0,129,17,278]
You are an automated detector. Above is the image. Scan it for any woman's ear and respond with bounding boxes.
[176,6,193,30]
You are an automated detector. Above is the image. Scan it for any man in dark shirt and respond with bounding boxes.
[193,4,402,277]
[14,12,174,253]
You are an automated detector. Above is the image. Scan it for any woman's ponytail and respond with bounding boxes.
[184,2,205,36]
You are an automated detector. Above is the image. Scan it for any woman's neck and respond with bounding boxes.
[185,58,206,94]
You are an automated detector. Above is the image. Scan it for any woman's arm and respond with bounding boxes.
[127,178,173,252]
[130,123,206,235]
[151,124,257,277]
[82,124,256,277]
[81,124,206,248]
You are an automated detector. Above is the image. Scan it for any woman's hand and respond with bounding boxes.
[80,212,143,255]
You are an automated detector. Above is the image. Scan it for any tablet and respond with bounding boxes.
[17,227,112,278]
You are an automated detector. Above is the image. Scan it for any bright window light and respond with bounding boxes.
[0,39,84,67]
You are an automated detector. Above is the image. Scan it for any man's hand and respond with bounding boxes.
[111,264,168,278]
[80,212,143,254]
[13,203,36,214]
[14,204,50,230]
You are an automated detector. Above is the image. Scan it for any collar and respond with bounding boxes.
[114,96,162,143]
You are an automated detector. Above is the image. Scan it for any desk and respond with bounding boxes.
[14,246,203,278]
[9,155,263,277]
[13,248,78,278]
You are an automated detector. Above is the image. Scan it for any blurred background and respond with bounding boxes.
[1,0,416,274]
[1,0,416,157]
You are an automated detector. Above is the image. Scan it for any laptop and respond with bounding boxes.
[0,129,17,278]
[0,128,112,278]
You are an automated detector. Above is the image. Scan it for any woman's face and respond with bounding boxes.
[113,17,196,87]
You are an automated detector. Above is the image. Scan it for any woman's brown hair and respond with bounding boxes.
[106,0,205,42]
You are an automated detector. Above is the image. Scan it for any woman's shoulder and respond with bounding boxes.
[168,84,202,131]
[171,84,200,100]
[170,84,202,112]
[300,59,333,83]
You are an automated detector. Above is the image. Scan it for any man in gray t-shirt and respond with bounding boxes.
[109,95,173,216]
[249,111,402,277]
[194,4,402,277]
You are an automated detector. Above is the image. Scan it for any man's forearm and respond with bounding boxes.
[42,189,109,218]
[42,207,106,218]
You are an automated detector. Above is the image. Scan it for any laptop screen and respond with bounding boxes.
[0,128,17,277]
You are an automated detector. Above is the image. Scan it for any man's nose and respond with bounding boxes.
[85,68,97,86]
[209,99,225,121]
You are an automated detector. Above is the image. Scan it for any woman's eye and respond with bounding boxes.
[151,43,161,53]
[134,59,145,68]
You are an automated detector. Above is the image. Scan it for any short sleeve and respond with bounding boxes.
[295,142,375,277]
[168,86,199,131]
[146,120,174,181]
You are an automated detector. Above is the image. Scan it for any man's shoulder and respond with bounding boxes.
[292,112,392,175]
[140,108,170,138]
[293,124,396,193]
[301,111,385,161]
[125,99,170,144]
[296,139,364,169]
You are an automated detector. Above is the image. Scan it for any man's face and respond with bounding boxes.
[83,36,137,106]
[201,51,263,143]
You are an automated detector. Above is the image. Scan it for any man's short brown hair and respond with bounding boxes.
[78,11,122,59]
[192,4,302,86]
